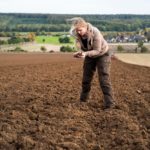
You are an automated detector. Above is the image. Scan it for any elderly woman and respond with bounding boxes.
[68,17,115,109]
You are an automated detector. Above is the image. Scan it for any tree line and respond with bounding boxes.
[0,13,150,32]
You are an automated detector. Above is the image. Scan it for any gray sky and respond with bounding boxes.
[0,0,150,14]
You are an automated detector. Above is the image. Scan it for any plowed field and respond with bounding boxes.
[0,53,149,150]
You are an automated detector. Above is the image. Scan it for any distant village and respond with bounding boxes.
[105,31,150,43]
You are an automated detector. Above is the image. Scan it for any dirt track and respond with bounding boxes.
[0,53,150,150]
[115,53,150,67]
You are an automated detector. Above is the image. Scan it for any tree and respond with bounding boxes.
[28,32,35,42]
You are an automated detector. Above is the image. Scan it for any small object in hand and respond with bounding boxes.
[73,52,82,58]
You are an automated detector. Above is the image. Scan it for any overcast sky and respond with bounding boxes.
[0,0,150,14]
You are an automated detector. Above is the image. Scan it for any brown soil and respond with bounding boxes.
[0,53,150,150]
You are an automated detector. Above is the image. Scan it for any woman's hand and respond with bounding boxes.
[73,52,86,58]
[73,51,82,58]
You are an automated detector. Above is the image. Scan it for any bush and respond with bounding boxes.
[59,36,70,43]
[14,47,27,52]
[54,33,63,36]
[8,47,27,52]
[8,36,24,44]
[0,40,8,45]
[49,50,54,53]
[60,45,74,52]
[138,41,144,48]
[40,46,47,52]
[23,38,30,42]
[141,46,149,53]
[117,45,124,52]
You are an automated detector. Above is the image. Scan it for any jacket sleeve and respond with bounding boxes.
[85,28,109,58]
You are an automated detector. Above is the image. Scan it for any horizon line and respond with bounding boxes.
[0,12,150,15]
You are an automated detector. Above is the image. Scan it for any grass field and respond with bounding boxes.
[35,36,75,45]
[0,43,60,52]
[115,53,150,67]
[0,35,75,52]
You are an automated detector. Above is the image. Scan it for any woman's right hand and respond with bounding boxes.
[73,51,82,58]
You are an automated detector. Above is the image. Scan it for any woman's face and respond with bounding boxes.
[76,26,87,36]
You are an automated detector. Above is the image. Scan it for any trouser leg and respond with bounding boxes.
[80,57,96,101]
[97,52,114,106]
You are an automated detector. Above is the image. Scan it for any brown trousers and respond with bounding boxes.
[81,51,114,104]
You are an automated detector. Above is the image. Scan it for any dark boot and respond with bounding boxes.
[103,100,115,109]
[103,94,115,109]
[80,92,89,102]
